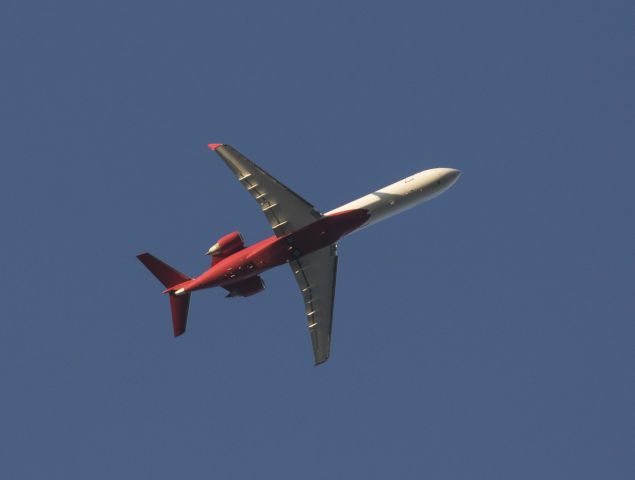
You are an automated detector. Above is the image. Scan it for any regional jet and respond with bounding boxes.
[138,144,460,365]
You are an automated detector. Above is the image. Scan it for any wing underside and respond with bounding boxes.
[212,144,321,237]
[211,144,337,364]
[289,244,338,365]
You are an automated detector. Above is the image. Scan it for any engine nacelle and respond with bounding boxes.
[206,231,245,257]
[225,275,265,297]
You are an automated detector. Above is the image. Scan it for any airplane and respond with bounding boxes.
[137,144,461,365]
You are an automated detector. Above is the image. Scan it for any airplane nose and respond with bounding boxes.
[448,168,461,183]
[442,168,461,186]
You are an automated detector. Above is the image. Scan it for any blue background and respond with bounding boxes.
[1,1,633,478]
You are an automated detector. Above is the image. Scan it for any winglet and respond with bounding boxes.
[208,143,223,151]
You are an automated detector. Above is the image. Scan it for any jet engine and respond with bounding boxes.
[225,275,266,297]
[205,231,245,257]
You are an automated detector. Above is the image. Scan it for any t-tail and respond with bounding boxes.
[137,253,191,337]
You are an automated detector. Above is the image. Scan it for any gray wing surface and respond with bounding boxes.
[213,144,321,237]
[289,244,338,365]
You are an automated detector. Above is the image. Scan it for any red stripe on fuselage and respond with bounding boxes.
[177,209,369,293]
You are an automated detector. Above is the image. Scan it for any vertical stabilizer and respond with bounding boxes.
[137,253,190,288]
[137,252,192,336]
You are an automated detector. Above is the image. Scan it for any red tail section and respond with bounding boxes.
[169,293,190,336]
[137,253,192,337]
[137,253,190,288]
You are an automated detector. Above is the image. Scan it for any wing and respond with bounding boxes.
[289,244,338,365]
[210,144,321,237]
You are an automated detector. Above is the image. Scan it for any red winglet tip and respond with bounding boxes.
[208,143,223,151]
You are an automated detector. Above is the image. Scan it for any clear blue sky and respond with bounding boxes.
[1,1,633,478]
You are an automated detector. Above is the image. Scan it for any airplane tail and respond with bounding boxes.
[137,253,191,336]
[168,293,190,337]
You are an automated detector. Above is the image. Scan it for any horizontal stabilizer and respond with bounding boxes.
[169,293,190,336]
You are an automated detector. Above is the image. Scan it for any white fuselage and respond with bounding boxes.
[326,167,461,229]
